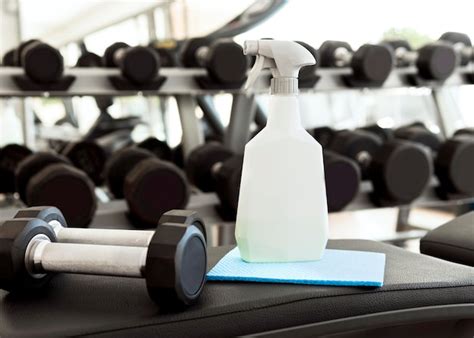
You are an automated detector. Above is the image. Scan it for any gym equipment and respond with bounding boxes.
[318,41,393,86]
[14,206,207,246]
[136,137,173,162]
[1,240,473,337]
[323,151,361,212]
[454,127,474,137]
[323,127,432,206]
[181,38,249,87]
[76,51,102,67]
[439,32,473,66]
[296,41,319,87]
[186,142,242,219]
[10,39,74,89]
[0,144,32,194]
[420,211,474,267]
[383,40,457,81]
[105,147,190,227]
[149,39,182,67]
[61,130,133,185]
[102,42,164,89]
[15,152,96,227]
[0,209,207,308]
[1,49,15,66]
[394,123,474,198]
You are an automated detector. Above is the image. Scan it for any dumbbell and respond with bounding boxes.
[103,42,160,85]
[76,51,102,67]
[104,147,189,226]
[454,128,474,137]
[321,128,432,206]
[0,208,207,308]
[149,39,182,67]
[15,152,97,227]
[383,40,457,81]
[394,123,474,198]
[323,151,361,211]
[296,41,319,86]
[181,38,249,85]
[12,39,65,84]
[2,49,15,66]
[0,144,32,194]
[318,41,393,84]
[61,130,133,185]
[439,32,474,66]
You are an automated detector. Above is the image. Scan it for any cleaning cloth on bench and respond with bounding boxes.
[207,248,385,287]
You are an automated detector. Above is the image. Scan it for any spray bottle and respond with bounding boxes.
[235,40,328,262]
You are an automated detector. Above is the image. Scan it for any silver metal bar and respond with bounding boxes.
[430,89,449,138]
[175,94,204,159]
[20,98,35,149]
[35,241,147,278]
[55,227,154,247]
[225,94,257,154]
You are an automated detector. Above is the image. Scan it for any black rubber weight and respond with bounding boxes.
[124,158,190,227]
[22,42,64,83]
[0,218,56,292]
[26,163,96,228]
[416,42,456,81]
[13,39,39,66]
[103,42,129,67]
[351,44,393,83]
[181,37,212,68]
[105,147,153,198]
[0,144,32,193]
[213,155,243,212]
[119,46,160,85]
[15,152,71,204]
[205,41,248,84]
[62,141,107,185]
[136,137,172,161]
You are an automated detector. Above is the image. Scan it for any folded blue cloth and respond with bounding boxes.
[207,248,385,287]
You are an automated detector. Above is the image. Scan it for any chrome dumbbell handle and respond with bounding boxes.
[334,47,352,67]
[25,234,147,278]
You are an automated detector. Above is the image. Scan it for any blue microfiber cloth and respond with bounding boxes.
[207,248,385,287]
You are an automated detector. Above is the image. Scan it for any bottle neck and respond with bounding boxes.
[266,95,302,130]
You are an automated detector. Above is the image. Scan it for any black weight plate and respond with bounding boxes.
[323,151,361,211]
[120,46,160,85]
[453,128,474,137]
[26,163,97,228]
[206,40,249,84]
[0,144,32,193]
[214,155,243,212]
[318,40,353,68]
[296,41,318,80]
[62,141,107,186]
[2,49,15,66]
[312,126,336,148]
[439,32,472,66]
[181,37,212,68]
[15,152,71,204]
[394,126,441,152]
[22,42,64,84]
[359,125,394,142]
[103,42,129,67]
[124,158,190,227]
[76,52,102,67]
[186,142,233,192]
[13,39,39,66]
[136,137,172,161]
[351,44,393,84]
[417,42,457,81]
[105,147,152,198]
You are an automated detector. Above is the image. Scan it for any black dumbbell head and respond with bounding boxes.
[124,158,190,227]
[146,214,207,308]
[318,40,353,67]
[0,144,32,193]
[102,42,130,67]
[351,44,393,84]
[312,126,336,147]
[186,142,234,192]
[370,140,432,205]
[359,124,394,142]
[0,218,56,292]
[439,32,472,66]
[16,152,71,203]
[453,128,474,137]
[435,136,474,196]
[181,37,212,68]
[14,206,68,228]
[26,163,97,228]
[136,137,172,161]
[394,125,441,152]
[382,40,412,67]
[2,49,15,66]
[158,209,207,243]
[296,41,319,80]
[323,151,361,212]
[120,46,160,85]
[329,130,383,177]
[76,52,102,67]
[22,42,64,84]
[214,155,243,212]
[416,42,457,81]
[13,39,39,66]
[105,147,153,198]
[62,141,107,186]
[205,40,249,84]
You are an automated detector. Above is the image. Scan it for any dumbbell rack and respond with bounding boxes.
[1,65,473,244]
